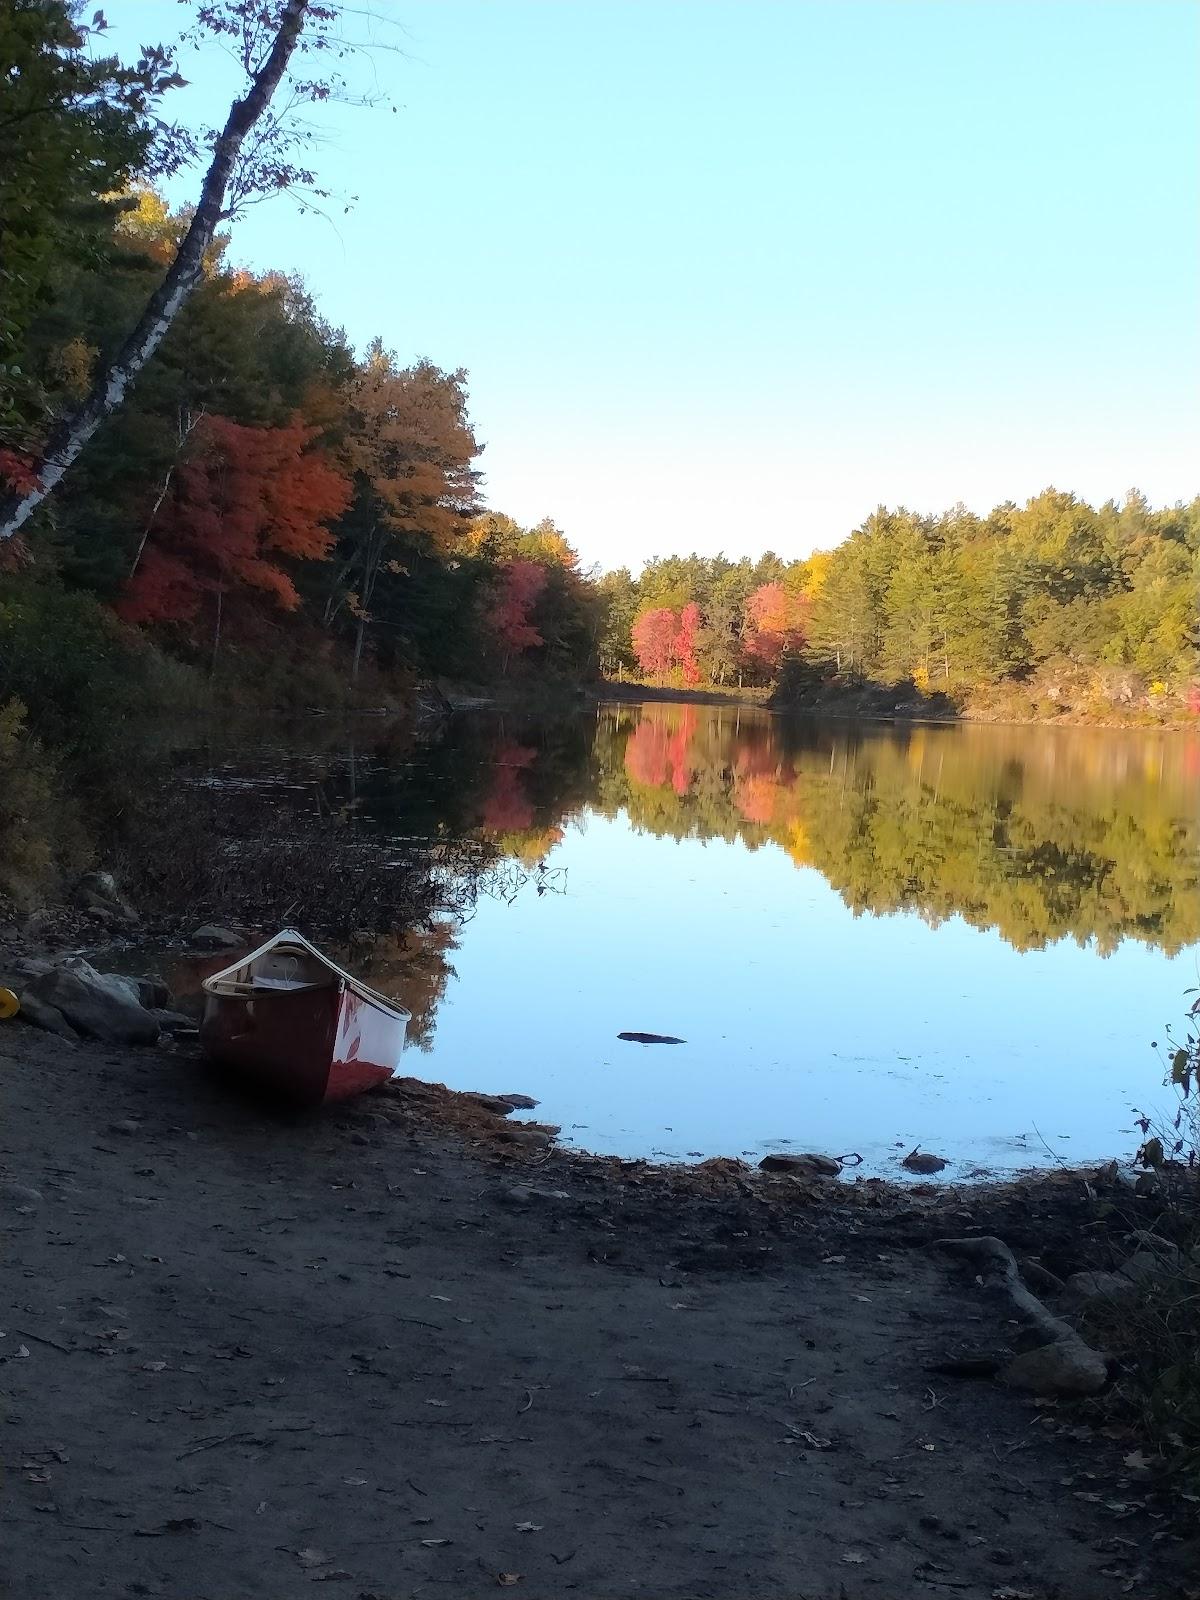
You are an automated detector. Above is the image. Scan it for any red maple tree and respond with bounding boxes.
[631,607,678,681]
[675,601,702,686]
[118,414,350,634]
[486,559,547,672]
[742,582,808,672]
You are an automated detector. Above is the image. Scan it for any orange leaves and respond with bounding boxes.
[117,413,349,628]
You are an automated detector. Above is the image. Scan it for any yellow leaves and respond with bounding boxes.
[51,337,96,399]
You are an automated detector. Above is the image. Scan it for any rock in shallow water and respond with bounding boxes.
[902,1149,948,1174]
[759,1152,842,1178]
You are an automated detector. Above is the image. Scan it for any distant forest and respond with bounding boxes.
[1,3,1197,743]
[598,492,1199,720]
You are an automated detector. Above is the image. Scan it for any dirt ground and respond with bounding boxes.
[1,1026,1191,1600]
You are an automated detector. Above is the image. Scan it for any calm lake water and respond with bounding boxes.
[145,703,1200,1178]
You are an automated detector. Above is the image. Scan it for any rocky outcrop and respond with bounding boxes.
[20,959,161,1046]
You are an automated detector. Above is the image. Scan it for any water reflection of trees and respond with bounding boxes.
[590,705,1200,954]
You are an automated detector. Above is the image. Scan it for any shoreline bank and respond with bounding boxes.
[1,1019,1195,1598]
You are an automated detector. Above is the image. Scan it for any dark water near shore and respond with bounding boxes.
[130,703,1200,1176]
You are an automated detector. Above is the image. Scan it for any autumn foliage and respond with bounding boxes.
[742,582,808,671]
[485,560,547,670]
[118,415,350,628]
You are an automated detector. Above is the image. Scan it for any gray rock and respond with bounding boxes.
[151,1008,198,1033]
[1065,1269,1130,1301]
[130,976,172,1010]
[1000,1338,1108,1396]
[0,1181,43,1208]
[496,1093,539,1111]
[23,959,160,1046]
[759,1152,842,1178]
[1123,1231,1182,1267]
[17,992,80,1042]
[497,1127,554,1150]
[465,1092,520,1116]
[75,870,138,925]
[5,954,53,980]
[502,1185,570,1205]
[108,1120,143,1136]
[1118,1248,1180,1286]
[190,925,243,950]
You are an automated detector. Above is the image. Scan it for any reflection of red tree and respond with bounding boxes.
[480,741,537,832]
[624,707,697,795]
[735,773,778,824]
[676,602,701,687]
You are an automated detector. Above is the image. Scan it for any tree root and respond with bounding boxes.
[936,1235,1108,1395]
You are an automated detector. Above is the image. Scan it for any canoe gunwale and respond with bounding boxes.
[200,927,410,1023]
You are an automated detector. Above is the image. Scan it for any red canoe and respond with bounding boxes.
[200,929,410,1108]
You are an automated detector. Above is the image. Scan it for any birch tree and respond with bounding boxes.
[0,0,339,543]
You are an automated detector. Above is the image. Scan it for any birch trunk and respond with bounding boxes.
[0,0,310,543]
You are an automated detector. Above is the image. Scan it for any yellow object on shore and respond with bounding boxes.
[0,987,19,1020]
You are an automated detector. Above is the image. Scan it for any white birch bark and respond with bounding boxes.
[0,0,310,543]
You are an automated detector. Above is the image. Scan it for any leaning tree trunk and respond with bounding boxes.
[0,0,311,543]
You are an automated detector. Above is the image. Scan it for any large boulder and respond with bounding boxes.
[16,992,80,1042]
[22,959,160,1046]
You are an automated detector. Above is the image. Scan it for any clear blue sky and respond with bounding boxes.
[107,1,1198,570]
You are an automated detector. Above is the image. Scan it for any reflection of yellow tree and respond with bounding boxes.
[350,924,461,1052]
[593,704,1200,953]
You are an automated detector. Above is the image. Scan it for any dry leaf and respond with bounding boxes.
[497,1576,523,1588]
[296,1548,331,1568]
[420,1538,451,1548]
[1122,1449,1151,1471]
[841,1550,867,1564]
[514,1521,543,1532]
